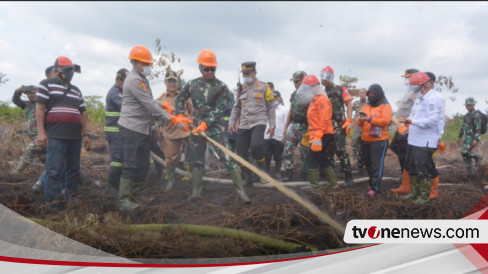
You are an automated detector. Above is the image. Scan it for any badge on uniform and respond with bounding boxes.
[139,81,148,93]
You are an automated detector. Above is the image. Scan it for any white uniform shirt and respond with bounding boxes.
[265,102,287,141]
[407,89,445,148]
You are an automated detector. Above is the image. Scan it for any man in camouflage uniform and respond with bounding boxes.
[457,97,484,178]
[351,88,367,174]
[320,66,354,186]
[175,49,250,202]
[12,85,46,174]
[281,71,309,182]
[228,61,276,186]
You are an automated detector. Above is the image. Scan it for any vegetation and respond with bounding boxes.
[0,101,23,123]
[84,95,106,126]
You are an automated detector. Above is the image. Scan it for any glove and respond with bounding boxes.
[342,118,353,135]
[161,101,174,115]
[300,132,310,147]
[192,121,208,136]
[438,141,445,152]
[310,136,323,152]
[169,114,193,131]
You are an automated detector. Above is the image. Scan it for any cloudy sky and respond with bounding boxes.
[1,1,487,116]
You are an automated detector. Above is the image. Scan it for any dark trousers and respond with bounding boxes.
[150,137,165,175]
[120,126,150,182]
[306,134,335,170]
[360,139,388,192]
[105,131,123,187]
[263,139,284,171]
[404,144,437,181]
[236,125,266,162]
[390,131,408,171]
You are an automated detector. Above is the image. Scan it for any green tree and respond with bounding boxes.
[149,38,184,84]
[434,75,458,102]
[84,95,105,126]
[339,75,358,89]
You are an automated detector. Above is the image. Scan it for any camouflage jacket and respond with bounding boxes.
[325,84,352,128]
[459,110,482,141]
[289,89,309,124]
[175,77,233,131]
[12,91,37,140]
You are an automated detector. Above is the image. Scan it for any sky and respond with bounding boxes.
[1,1,488,117]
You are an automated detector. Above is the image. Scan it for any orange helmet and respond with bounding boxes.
[302,75,320,86]
[409,72,430,85]
[129,46,153,64]
[197,49,217,66]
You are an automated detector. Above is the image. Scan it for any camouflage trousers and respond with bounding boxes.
[190,124,239,173]
[283,122,308,172]
[16,138,46,172]
[461,137,480,168]
[350,126,363,167]
[334,127,352,172]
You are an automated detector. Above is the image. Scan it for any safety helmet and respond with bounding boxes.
[129,46,153,64]
[409,72,430,86]
[197,49,217,67]
[320,66,334,82]
[302,75,320,86]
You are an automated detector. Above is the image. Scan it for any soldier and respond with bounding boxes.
[228,61,276,186]
[457,97,484,178]
[104,68,129,193]
[281,71,309,182]
[351,88,367,174]
[117,46,192,211]
[398,72,445,204]
[157,71,193,191]
[320,66,354,186]
[175,49,250,202]
[11,85,44,175]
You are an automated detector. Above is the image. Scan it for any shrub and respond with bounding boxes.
[84,95,105,126]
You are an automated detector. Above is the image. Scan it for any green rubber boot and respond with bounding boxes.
[414,178,431,204]
[119,178,140,211]
[323,166,339,189]
[190,168,205,199]
[404,176,419,200]
[13,159,28,175]
[308,169,321,188]
[229,169,251,203]
[133,181,154,203]
[165,166,176,191]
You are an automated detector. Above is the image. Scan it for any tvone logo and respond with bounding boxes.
[368,226,380,239]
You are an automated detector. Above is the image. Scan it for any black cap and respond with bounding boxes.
[165,70,179,81]
[116,68,129,80]
[425,72,436,82]
[273,90,281,98]
[241,61,256,74]
[402,68,419,78]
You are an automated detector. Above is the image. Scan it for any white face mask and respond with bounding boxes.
[141,66,152,76]
[404,78,411,87]
[243,76,253,85]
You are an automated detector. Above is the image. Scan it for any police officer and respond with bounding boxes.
[281,71,309,182]
[457,97,484,178]
[117,45,192,211]
[104,68,129,193]
[228,61,276,186]
[175,49,250,202]
[320,66,354,186]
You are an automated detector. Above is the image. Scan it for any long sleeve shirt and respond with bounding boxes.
[265,102,288,141]
[407,89,445,148]
[307,94,334,139]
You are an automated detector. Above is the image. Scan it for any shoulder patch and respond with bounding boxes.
[139,81,148,93]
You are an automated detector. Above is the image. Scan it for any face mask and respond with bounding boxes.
[243,76,253,85]
[404,78,411,87]
[368,95,380,105]
[141,66,152,76]
[58,67,74,83]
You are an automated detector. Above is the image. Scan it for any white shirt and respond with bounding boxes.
[408,89,445,148]
[265,102,287,141]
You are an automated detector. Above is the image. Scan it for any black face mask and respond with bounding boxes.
[58,67,74,83]
[368,95,380,105]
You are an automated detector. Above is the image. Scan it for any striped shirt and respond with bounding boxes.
[36,78,86,140]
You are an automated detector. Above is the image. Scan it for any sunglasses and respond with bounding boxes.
[202,67,216,72]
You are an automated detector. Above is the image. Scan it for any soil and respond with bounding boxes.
[0,121,487,259]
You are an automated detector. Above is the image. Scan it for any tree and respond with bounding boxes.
[0,73,8,85]
[434,75,458,102]
[339,75,359,96]
[149,38,184,85]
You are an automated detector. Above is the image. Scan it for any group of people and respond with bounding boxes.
[10,45,486,211]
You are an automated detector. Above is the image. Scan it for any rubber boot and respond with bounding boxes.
[391,169,411,194]
[429,176,439,200]
[133,181,154,204]
[182,162,191,181]
[281,169,293,182]
[229,170,251,203]
[404,176,418,200]
[323,166,339,189]
[308,169,320,188]
[344,170,354,187]
[242,167,253,187]
[255,159,265,184]
[119,178,140,211]
[13,160,28,175]
[190,168,204,199]
[165,166,176,191]
[414,178,431,204]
